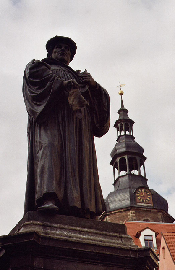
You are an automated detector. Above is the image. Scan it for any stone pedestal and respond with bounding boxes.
[0,212,158,269]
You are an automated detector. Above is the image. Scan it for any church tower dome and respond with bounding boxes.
[104,86,174,223]
[111,88,147,187]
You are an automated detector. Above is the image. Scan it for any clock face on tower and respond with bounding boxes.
[135,188,153,205]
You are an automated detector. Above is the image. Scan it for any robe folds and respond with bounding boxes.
[23,57,110,216]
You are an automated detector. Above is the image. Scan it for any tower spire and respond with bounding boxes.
[111,86,147,181]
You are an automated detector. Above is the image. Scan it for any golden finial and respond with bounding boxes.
[117,84,125,96]
[117,83,126,108]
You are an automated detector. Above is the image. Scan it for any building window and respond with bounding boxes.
[119,157,127,175]
[144,235,153,248]
[139,229,157,250]
[128,156,138,175]
[143,219,150,222]
[162,247,165,259]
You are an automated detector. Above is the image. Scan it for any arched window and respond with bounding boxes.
[120,123,125,135]
[125,122,130,135]
[119,157,127,176]
[143,218,150,222]
[162,247,165,259]
[128,157,138,174]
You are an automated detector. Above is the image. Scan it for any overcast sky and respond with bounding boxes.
[0,0,175,235]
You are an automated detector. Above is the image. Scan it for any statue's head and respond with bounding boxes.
[46,36,77,65]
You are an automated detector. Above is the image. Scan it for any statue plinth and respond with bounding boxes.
[0,212,158,269]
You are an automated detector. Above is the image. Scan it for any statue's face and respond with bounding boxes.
[51,43,71,65]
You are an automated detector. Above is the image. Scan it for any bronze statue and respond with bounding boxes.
[23,36,110,218]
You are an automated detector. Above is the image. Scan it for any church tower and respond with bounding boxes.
[103,87,174,224]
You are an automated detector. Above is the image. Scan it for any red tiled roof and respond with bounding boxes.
[163,232,175,263]
[125,221,175,255]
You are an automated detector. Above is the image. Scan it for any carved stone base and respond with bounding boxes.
[0,212,158,269]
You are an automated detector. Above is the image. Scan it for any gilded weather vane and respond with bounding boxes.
[117,83,125,95]
[117,83,125,108]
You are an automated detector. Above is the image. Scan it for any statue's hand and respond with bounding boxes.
[78,70,96,88]
[62,79,79,92]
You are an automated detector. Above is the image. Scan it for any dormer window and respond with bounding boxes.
[139,228,157,250]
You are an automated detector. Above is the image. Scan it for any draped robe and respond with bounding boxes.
[23,58,110,216]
